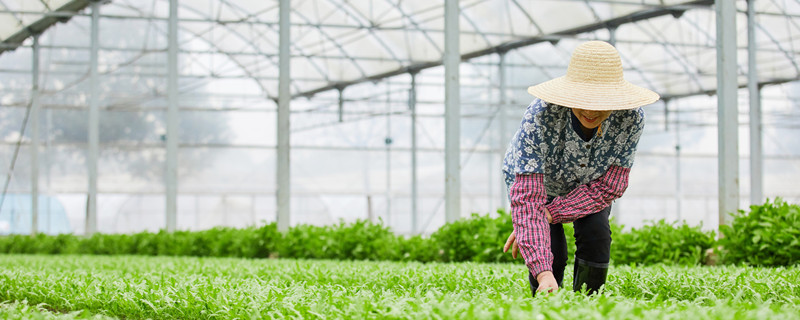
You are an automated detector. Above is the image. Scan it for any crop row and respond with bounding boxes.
[0,213,712,266]
[1,255,799,319]
[1,198,797,266]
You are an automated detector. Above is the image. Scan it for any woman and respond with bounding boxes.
[501,41,659,296]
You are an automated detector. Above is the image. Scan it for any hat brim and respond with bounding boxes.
[527,76,660,111]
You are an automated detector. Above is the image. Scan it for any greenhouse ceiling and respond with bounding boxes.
[0,0,799,102]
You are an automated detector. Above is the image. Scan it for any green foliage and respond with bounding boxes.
[398,234,438,262]
[331,219,401,260]
[720,198,800,266]
[9,202,799,267]
[277,224,332,259]
[611,220,716,265]
[431,209,513,263]
[563,222,576,265]
[276,220,401,261]
[1,255,799,319]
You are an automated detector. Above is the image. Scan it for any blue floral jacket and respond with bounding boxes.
[502,98,645,197]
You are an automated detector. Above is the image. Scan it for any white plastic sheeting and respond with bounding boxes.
[0,0,798,234]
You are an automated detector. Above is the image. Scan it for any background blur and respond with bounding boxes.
[0,0,798,235]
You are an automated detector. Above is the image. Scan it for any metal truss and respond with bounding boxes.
[2,0,800,105]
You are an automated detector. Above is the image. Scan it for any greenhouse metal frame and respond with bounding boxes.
[0,0,798,236]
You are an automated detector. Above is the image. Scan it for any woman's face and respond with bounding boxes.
[571,108,613,129]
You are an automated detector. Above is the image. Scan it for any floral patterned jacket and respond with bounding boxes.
[502,98,644,197]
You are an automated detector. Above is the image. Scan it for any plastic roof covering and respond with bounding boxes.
[0,0,799,102]
[0,0,799,233]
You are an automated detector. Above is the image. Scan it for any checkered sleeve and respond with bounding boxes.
[545,165,630,224]
[510,173,551,277]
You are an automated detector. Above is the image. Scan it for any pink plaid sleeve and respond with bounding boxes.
[510,173,551,277]
[545,165,630,224]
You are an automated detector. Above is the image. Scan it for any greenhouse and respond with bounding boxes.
[1,0,799,319]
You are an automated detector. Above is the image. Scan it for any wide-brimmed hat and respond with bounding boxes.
[527,41,660,111]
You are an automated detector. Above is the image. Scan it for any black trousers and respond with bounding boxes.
[528,205,612,290]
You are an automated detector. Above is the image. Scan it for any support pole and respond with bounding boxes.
[337,87,344,122]
[31,34,40,236]
[444,0,460,223]
[716,0,739,226]
[45,87,53,233]
[673,100,682,221]
[608,27,617,46]
[385,83,392,227]
[166,0,178,232]
[276,0,291,232]
[409,72,418,234]
[498,52,508,211]
[747,0,763,206]
[86,1,100,236]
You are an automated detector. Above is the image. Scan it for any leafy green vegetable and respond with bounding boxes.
[612,220,716,265]
[1,255,798,319]
[720,198,800,266]
[4,200,798,268]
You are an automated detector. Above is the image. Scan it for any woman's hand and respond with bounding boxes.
[503,231,519,259]
[536,271,559,293]
[503,209,554,259]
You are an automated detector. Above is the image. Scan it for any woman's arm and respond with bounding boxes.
[510,173,552,278]
[545,165,630,224]
[547,109,644,224]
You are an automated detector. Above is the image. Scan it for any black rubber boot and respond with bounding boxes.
[572,258,608,295]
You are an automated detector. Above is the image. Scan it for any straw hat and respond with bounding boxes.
[527,41,660,110]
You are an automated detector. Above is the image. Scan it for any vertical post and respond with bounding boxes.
[276,0,291,232]
[337,87,344,122]
[747,0,763,206]
[608,27,617,46]
[166,0,178,232]
[409,72,418,234]
[46,88,53,233]
[367,195,374,223]
[251,194,256,225]
[31,34,40,236]
[498,52,508,211]
[86,1,100,236]
[716,0,739,226]
[385,83,392,227]
[444,0,460,223]
[222,195,227,226]
[673,101,682,221]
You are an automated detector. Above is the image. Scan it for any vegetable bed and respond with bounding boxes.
[1,255,798,319]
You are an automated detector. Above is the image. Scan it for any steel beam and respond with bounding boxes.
[30,34,40,236]
[444,0,461,223]
[166,0,178,232]
[716,0,739,226]
[276,0,291,232]
[498,52,508,211]
[385,82,392,227]
[293,0,715,99]
[609,27,617,46]
[672,100,683,221]
[338,88,344,122]
[0,0,91,54]
[748,0,763,206]
[86,0,99,236]
[410,72,418,234]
